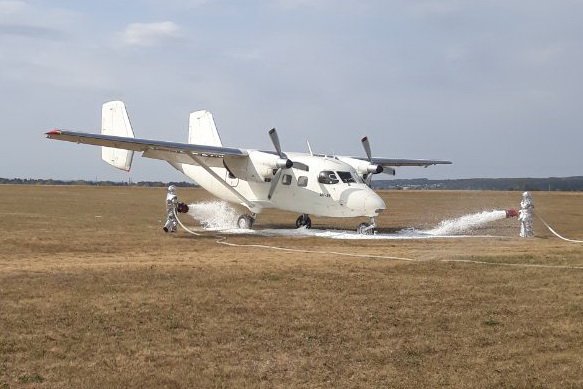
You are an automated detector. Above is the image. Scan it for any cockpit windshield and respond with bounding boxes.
[337,171,357,184]
[318,171,339,185]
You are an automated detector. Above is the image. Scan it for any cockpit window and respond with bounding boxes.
[318,171,339,185]
[337,171,356,184]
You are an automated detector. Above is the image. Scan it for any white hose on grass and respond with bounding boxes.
[174,208,583,270]
[537,213,583,243]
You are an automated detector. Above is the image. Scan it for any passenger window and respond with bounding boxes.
[318,171,339,184]
[297,176,308,187]
[282,174,292,185]
[337,171,356,183]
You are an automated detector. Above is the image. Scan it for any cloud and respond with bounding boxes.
[121,21,181,47]
[274,0,318,9]
[0,24,64,40]
[0,0,28,14]
[273,0,366,12]
[407,0,463,16]
[145,0,210,9]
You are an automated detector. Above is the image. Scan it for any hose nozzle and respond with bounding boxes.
[177,202,189,213]
[505,209,519,218]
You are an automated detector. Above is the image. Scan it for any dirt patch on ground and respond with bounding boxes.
[1,186,582,387]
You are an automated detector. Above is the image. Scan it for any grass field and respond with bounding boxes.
[1,185,582,388]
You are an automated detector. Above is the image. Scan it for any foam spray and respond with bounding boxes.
[185,201,516,237]
[187,201,239,230]
[423,210,509,236]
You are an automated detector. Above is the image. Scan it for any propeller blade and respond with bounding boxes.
[269,128,284,158]
[267,168,283,200]
[361,136,372,162]
[365,173,373,186]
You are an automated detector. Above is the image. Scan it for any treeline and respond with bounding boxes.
[0,178,197,187]
[2,176,583,191]
[374,176,583,191]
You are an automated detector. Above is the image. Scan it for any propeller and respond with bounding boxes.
[362,136,372,162]
[361,136,383,186]
[269,128,283,158]
[268,128,293,200]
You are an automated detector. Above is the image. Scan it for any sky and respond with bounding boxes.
[1,0,582,182]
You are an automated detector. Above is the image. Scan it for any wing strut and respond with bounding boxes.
[186,153,256,209]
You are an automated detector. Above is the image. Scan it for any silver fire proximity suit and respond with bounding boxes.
[163,185,178,233]
[518,191,534,238]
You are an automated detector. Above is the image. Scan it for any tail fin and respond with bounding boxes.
[101,101,135,171]
[189,110,222,146]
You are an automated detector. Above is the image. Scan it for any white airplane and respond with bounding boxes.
[46,101,451,233]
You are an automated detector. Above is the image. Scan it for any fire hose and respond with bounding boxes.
[173,203,202,236]
[506,208,582,243]
[536,213,583,243]
[172,206,416,261]
[172,205,583,269]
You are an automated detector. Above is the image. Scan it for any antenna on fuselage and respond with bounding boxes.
[306,140,313,156]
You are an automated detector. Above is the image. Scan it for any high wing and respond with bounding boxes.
[45,129,248,167]
[352,156,452,168]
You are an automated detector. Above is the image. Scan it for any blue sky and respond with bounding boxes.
[1,0,582,181]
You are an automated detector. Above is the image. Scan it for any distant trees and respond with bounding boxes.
[0,178,198,188]
[373,177,583,191]
[2,176,582,191]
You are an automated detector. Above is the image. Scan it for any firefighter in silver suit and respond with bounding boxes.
[518,191,534,238]
[163,185,178,233]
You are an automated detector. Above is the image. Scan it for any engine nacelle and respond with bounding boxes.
[223,151,293,183]
[366,164,384,174]
[275,158,293,169]
[337,156,393,176]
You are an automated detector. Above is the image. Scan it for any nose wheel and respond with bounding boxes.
[296,214,312,229]
[357,217,377,235]
[237,214,255,229]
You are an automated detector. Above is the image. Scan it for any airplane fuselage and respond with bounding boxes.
[177,153,386,218]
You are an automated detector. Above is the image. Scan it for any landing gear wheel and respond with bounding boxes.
[357,222,374,235]
[237,215,254,229]
[295,214,312,229]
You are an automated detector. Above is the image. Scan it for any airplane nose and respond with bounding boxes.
[345,189,386,216]
[345,190,367,212]
[365,191,386,216]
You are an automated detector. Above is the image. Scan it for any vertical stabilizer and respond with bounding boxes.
[189,110,222,146]
[101,101,135,171]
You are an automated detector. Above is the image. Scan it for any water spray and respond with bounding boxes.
[171,193,580,244]
[171,202,583,271]
[423,209,517,236]
[175,201,520,239]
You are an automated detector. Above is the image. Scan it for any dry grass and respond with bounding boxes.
[1,185,582,388]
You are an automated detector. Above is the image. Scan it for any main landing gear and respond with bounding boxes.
[357,217,377,235]
[296,214,312,229]
[237,213,256,229]
[235,213,376,234]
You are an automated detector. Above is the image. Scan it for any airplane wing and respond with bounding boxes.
[365,157,452,168]
[45,129,248,166]
[344,155,452,168]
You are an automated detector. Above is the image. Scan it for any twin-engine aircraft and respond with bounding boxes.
[46,101,451,233]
